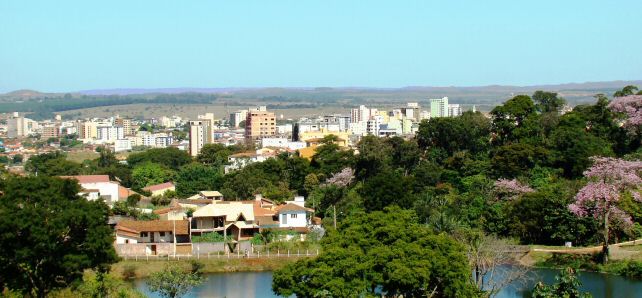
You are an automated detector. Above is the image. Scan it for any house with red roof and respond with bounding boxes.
[143,181,175,197]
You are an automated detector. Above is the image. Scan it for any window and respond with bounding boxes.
[291,214,298,219]
[159,232,165,237]
[141,232,148,237]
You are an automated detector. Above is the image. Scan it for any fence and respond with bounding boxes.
[119,248,320,261]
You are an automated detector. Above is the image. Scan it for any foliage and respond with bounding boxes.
[196,143,237,167]
[0,176,118,297]
[531,267,592,298]
[131,162,175,189]
[76,271,146,298]
[146,264,203,298]
[272,207,478,297]
[24,151,82,176]
[175,163,224,197]
[127,147,192,170]
[191,232,229,243]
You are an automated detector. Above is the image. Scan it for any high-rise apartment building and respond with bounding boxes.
[7,116,38,138]
[244,106,276,142]
[448,104,462,117]
[115,117,134,136]
[97,126,125,142]
[188,120,212,156]
[430,97,449,118]
[229,110,248,128]
[41,125,60,140]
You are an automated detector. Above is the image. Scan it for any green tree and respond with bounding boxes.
[175,163,224,197]
[613,85,639,97]
[24,151,82,176]
[533,90,566,113]
[147,264,203,298]
[0,176,117,297]
[196,143,233,167]
[490,95,537,145]
[131,162,174,189]
[310,135,354,176]
[491,143,549,178]
[416,111,491,155]
[532,268,592,298]
[127,147,192,170]
[359,170,414,211]
[272,207,478,297]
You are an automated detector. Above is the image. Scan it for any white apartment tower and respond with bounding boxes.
[430,97,449,118]
[189,120,212,157]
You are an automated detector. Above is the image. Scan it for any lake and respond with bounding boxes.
[135,268,642,298]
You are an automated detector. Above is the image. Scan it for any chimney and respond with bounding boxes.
[255,193,263,201]
[293,196,305,207]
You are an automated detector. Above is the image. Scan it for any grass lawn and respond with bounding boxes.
[66,150,99,163]
[112,257,303,279]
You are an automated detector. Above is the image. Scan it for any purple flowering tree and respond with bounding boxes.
[608,95,642,139]
[569,157,642,262]
[493,179,534,200]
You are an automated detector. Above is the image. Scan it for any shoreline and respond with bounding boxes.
[112,257,304,279]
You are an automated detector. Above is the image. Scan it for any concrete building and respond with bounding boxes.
[115,117,134,136]
[189,120,212,157]
[41,125,60,140]
[97,126,125,142]
[244,106,276,142]
[229,110,248,128]
[448,104,462,117]
[430,97,449,118]
[7,116,38,138]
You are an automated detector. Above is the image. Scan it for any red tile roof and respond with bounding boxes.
[116,220,189,235]
[60,175,110,184]
[143,182,175,192]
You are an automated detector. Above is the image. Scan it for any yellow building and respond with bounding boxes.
[297,129,350,160]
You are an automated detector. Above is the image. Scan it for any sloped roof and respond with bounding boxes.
[277,203,314,214]
[116,220,189,235]
[193,202,255,221]
[200,191,223,197]
[60,175,110,184]
[143,182,175,192]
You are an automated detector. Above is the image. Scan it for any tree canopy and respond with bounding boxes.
[0,176,117,297]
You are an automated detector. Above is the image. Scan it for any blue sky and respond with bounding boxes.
[1,0,642,92]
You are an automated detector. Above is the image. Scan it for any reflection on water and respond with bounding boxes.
[494,267,642,298]
[135,272,280,298]
[135,268,642,298]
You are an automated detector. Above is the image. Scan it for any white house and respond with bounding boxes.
[61,175,120,205]
[277,196,313,228]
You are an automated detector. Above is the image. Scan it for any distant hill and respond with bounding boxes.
[73,80,642,97]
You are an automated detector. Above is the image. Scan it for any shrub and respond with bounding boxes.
[192,232,230,243]
[617,261,642,279]
[122,264,137,280]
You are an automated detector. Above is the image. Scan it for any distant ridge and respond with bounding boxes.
[74,80,642,96]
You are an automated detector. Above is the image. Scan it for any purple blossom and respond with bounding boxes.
[569,157,642,226]
[325,167,355,188]
[493,179,534,200]
[608,95,642,127]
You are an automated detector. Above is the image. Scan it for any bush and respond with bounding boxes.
[192,232,230,243]
[539,252,601,271]
[122,264,137,280]
[616,261,642,279]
